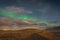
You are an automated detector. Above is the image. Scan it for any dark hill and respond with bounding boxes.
[24,33,49,40]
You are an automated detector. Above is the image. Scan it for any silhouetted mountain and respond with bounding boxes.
[0,17,30,26]
[0,17,48,30]
[46,26,60,40]
[46,26,60,30]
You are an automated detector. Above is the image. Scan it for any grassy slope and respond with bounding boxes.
[0,29,58,40]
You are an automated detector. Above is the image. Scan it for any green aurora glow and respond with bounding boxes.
[3,13,38,21]
[1,11,57,26]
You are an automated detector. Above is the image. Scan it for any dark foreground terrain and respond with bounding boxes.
[0,29,58,40]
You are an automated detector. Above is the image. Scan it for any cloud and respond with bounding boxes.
[38,4,50,13]
[6,6,32,14]
[37,2,51,13]
[25,10,32,14]
[6,6,24,13]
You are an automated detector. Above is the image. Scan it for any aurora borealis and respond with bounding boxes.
[0,0,60,27]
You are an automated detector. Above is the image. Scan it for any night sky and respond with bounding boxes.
[0,0,60,26]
